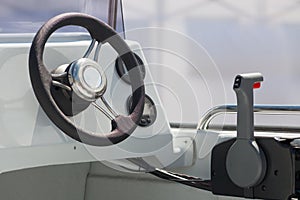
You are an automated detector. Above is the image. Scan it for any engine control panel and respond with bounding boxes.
[211,73,300,199]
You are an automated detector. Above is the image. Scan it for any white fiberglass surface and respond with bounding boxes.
[0,33,182,173]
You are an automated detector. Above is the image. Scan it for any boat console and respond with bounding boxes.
[0,1,299,200]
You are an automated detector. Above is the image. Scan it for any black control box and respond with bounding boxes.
[211,137,300,200]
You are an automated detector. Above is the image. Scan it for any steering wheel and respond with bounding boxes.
[29,12,145,146]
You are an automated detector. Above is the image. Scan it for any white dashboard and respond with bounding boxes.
[0,33,193,173]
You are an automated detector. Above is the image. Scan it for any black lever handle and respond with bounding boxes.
[233,73,263,140]
[226,72,266,189]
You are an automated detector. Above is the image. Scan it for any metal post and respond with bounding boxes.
[108,0,118,30]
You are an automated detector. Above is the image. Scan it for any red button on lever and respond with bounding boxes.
[253,82,261,89]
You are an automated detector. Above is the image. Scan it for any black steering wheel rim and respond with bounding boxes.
[29,12,145,146]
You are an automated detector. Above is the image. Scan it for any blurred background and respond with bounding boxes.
[123,0,300,126]
[1,0,300,126]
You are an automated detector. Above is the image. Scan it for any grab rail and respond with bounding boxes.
[197,105,300,130]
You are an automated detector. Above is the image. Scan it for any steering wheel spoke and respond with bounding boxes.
[83,39,96,58]
[52,80,72,92]
[91,101,115,120]
[94,42,102,62]
[100,96,119,117]
[82,38,102,63]
[91,96,119,121]
[51,72,68,80]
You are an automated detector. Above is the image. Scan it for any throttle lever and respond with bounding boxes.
[233,73,263,140]
[226,73,266,189]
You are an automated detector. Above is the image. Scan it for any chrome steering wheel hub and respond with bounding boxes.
[68,58,107,102]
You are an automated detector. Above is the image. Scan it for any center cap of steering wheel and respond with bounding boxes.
[68,58,107,102]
